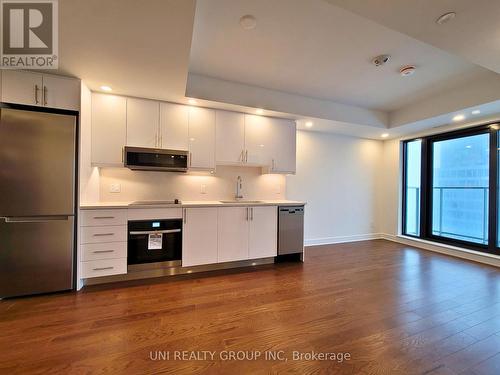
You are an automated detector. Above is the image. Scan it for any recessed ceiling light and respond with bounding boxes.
[240,15,257,30]
[472,109,481,115]
[381,133,389,138]
[436,12,456,25]
[100,85,112,92]
[256,108,264,115]
[305,121,313,128]
[453,114,465,122]
[188,98,197,105]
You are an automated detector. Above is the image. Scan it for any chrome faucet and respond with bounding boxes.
[235,176,244,200]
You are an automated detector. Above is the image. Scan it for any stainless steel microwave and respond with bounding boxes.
[124,146,189,172]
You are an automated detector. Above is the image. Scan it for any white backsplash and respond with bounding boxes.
[98,166,286,202]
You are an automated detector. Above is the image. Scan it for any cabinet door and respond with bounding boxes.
[91,93,126,166]
[249,206,277,259]
[1,70,43,106]
[160,102,189,150]
[217,207,249,262]
[244,114,273,166]
[216,110,245,164]
[42,75,80,110]
[269,118,296,174]
[182,208,218,267]
[188,107,216,169]
[126,98,160,148]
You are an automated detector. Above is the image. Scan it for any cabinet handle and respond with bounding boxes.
[34,85,40,104]
[251,207,254,221]
[246,207,249,221]
[93,267,114,271]
[93,233,114,237]
[245,150,248,163]
[43,86,47,106]
[93,250,114,254]
[183,209,187,224]
[93,216,115,220]
[239,149,244,162]
[189,152,192,167]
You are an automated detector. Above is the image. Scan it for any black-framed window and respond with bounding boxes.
[402,123,499,255]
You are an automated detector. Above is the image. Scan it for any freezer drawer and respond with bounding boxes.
[0,216,74,298]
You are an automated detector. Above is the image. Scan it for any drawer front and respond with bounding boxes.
[81,242,127,261]
[81,225,126,244]
[80,209,127,227]
[81,258,127,278]
[127,208,182,221]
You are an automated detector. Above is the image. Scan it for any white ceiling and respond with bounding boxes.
[57,0,196,102]
[325,0,500,75]
[189,0,490,112]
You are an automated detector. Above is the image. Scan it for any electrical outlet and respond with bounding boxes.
[200,184,207,194]
[110,183,121,193]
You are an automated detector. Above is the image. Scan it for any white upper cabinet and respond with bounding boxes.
[268,118,296,174]
[160,102,189,150]
[1,70,43,106]
[217,207,249,262]
[188,107,216,170]
[216,110,245,164]
[248,206,278,259]
[182,208,218,267]
[244,114,273,166]
[1,71,79,110]
[42,75,80,111]
[91,93,126,166]
[126,98,159,148]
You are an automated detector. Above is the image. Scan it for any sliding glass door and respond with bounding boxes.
[402,124,498,254]
[430,133,489,245]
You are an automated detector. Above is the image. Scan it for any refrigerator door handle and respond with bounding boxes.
[2,215,72,223]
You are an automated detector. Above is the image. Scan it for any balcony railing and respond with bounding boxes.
[406,186,489,244]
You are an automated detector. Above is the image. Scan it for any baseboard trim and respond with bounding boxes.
[305,233,383,246]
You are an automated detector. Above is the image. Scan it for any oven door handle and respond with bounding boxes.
[129,229,181,235]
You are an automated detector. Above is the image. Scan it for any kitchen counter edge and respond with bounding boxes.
[79,200,306,210]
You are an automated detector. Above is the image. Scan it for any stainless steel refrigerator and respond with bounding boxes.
[0,107,77,298]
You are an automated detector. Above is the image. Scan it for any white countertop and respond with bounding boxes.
[80,200,306,210]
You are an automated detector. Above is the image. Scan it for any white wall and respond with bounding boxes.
[286,130,384,245]
[99,166,285,202]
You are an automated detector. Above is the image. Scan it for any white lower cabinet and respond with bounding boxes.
[182,206,278,268]
[182,208,218,267]
[217,207,249,262]
[79,209,127,278]
[249,206,278,259]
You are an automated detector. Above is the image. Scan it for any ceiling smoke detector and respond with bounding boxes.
[239,15,257,30]
[371,54,391,67]
[436,12,456,25]
[400,65,416,77]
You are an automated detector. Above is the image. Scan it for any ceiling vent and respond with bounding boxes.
[372,54,391,67]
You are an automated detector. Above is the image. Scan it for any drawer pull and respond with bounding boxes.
[93,216,115,219]
[93,233,114,237]
[93,250,114,254]
[93,266,114,271]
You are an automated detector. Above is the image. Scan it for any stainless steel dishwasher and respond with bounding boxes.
[278,206,304,257]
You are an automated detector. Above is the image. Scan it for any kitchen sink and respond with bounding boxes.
[219,200,265,204]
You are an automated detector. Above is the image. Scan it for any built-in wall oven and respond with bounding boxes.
[128,219,182,267]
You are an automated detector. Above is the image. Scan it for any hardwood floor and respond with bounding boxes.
[1,240,500,374]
